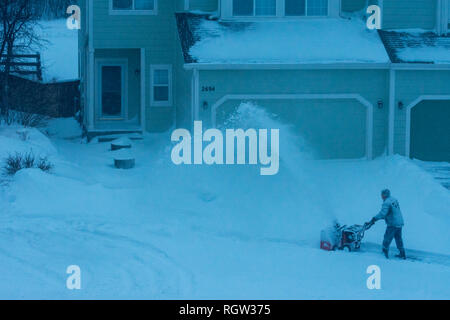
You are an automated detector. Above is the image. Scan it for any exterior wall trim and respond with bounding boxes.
[437,0,449,35]
[185,64,450,71]
[388,69,395,155]
[140,48,146,131]
[184,63,390,70]
[211,93,374,159]
[192,69,200,121]
[392,63,450,70]
[405,95,450,158]
[88,0,94,130]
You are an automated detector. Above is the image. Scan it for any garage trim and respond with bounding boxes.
[405,95,450,158]
[211,93,374,159]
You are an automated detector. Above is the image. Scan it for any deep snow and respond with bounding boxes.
[190,18,389,64]
[0,112,449,299]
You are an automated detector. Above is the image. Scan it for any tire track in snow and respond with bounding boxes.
[0,216,195,298]
[190,225,450,267]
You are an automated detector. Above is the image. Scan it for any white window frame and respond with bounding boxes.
[150,64,172,107]
[232,0,277,17]
[222,0,337,20]
[109,0,157,15]
[437,0,449,35]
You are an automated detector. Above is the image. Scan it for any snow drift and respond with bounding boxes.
[0,109,449,299]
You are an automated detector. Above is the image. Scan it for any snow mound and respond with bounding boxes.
[0,125,57,160]
[398,46,450,64]
[0,116,449,299]
[45,117,82,139]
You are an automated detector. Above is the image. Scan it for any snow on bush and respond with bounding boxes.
[0,125,57,161]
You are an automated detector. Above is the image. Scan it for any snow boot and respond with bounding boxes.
[395,249,406,260]
[382,248,389,259]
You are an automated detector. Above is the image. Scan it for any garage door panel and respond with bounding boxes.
[216,99,367,160]
[411,100,450,162]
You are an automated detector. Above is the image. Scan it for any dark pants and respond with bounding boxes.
[382,226,404,252]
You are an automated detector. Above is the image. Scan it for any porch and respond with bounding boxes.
[85,48,146,136]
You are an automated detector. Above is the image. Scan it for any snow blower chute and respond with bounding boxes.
[320,221,374,252]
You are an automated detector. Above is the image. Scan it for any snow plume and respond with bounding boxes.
[211,102,336,240]
[220,101,314,175]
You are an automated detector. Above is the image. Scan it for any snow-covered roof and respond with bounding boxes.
[175,13,390,65]
[379,30,450,64]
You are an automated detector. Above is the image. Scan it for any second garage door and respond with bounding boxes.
[410,100,450,162]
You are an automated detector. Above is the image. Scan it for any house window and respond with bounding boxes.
[233,0,277,16]
[306,0,328,16]
[111,0,156,13]
[286,0,328,16]
[150,65,172,107]
[232,0,329,17]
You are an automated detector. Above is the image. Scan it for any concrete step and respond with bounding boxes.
[97,133,144,143]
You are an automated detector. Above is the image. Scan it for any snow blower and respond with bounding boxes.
[320,221,374,252]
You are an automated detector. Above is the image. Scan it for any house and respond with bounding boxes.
[78,0,450,161]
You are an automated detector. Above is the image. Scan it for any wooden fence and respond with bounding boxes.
[0,53,43,81]
[1,52,80,118]
[0,74,80,118]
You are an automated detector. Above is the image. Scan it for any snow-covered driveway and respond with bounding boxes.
[0,120,449,299]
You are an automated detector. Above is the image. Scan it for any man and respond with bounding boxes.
[369,189,406,259]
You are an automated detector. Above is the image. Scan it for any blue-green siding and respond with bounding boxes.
[89,0,176,132]
[197,69,389,159]
[382,0,437,30]
[342,0,366,12]
[189,0,218,11]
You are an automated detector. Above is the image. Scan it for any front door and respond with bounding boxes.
[97,60,128,121]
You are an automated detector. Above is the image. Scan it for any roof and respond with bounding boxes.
[379,30,450,64]
[175,13,390,65]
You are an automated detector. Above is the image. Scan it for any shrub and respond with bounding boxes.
[5,111,48,128]
[36,156,53,172]
[3,153,24,176]
[23,152,36,168]
[2,152,53,176]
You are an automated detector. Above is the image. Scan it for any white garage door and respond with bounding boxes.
[213,95,373,160]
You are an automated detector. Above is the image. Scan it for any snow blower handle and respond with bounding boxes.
[364,220,375,230]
